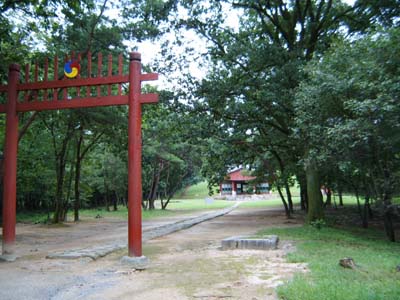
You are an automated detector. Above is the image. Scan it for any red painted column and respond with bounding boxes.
[2,64,20,255]
[127,52,142,257]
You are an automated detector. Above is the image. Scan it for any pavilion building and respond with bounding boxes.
[219,168,269,196]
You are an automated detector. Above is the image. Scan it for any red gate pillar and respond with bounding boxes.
[2,64,20,255]
[127,52,143,257]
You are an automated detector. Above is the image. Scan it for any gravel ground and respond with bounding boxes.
[0,206,307,300]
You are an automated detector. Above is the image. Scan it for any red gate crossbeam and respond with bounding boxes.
[0,73,158,113]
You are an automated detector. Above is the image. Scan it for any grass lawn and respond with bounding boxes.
[259,225,400,300]
[176,181,214,199]
[238,196,300,208]
[16,207,179,223]
[75,206,180,220]
[166,199,233,210]
[16,198,235,223]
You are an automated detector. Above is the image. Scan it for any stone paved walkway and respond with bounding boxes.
[46,204,239,260]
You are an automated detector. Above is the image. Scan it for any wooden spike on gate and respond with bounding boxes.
[97,53,102,96]
[118,54,123,95]
[63,55,68,100]
[108,54,113,95]
[44,58,48,101]
[34,61,39,101]
[34,61,38,83]
[24,64,30,102]
[87,51,92,97]
[77,53,81,97]
[53,56,58,101]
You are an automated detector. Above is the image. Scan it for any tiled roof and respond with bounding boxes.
[226,169,256,182]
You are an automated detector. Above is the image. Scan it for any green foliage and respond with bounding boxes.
[120,0,177,41]
[176,181,210,199]
[309,219,326,230]
[142,98,203,209]
[259,226,400,300]
[295,28,400,204]
[171,0,400,220]
[16,211,51,224]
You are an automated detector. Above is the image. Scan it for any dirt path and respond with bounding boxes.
[0,207,307,300]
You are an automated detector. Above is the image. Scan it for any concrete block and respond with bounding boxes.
[121,255,149,270]
[0,254,18,262]
[221,235,279,250]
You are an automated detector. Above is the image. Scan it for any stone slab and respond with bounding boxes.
[221,235,279,250]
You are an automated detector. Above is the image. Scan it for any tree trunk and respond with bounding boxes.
[362,196,369,229]
[299,178,308,211]
[142,198,148,210]
[123,191,128,207]
[382,186,395,241]
[147,160,163,210]
[53,156,67,223]
[338,188,343,206]
[148,198,156,210]
[284,181,293,213]
[161,184,181,210]
[47,119,74,224]
[74,161,81,222]
[383,210,395,242]
[324,187,332,207]
[277,184,290,218]
[74,129,103,220]
[64,158,75,222]
[113,191,118,211]
[104,185,110,212]
[161,199,169,210]
[74,128,84,222]
[305,160,324,222]
[355,189,362,220]
[161,196,173,210]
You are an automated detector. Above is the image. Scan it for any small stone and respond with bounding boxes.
[339,257,356,269]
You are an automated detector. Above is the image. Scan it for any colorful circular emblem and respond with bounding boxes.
[64,60,80,78]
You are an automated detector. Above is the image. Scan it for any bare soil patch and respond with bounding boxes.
[0,207,307,300]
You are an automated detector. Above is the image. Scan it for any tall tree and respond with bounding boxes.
[295,28,400,239]
[165,0,399,221]
[142,91,203,210]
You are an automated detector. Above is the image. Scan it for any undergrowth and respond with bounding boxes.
[259,225,400,300]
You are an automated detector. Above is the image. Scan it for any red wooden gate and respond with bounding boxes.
[0,51,158,258]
